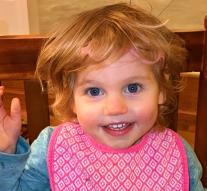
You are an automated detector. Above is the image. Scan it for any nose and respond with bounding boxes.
[104,94,128,116]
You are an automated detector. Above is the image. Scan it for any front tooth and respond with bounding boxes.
[109,123,126,129]
[118,124,123,128]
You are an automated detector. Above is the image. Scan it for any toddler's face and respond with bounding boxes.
[73,51,164,149]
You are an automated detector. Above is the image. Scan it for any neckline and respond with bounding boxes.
[63,122,150,154]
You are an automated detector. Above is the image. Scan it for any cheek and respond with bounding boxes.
[74,102,98,126]
[133,102,159,123]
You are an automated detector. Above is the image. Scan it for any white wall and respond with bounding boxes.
[0,0,29,35]
[33,0,206,34]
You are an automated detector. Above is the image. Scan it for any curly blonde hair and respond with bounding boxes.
[36,3,187,125]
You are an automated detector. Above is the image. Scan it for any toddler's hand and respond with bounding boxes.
[0,86,22,154]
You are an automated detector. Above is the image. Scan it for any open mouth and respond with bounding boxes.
[103,122,134,136]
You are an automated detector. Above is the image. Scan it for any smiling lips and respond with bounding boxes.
[103,122,134,136]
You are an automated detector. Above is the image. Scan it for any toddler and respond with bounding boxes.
[0,3,205,191]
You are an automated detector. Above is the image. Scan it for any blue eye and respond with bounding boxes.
[126,83,141,93]
[87,87,102,96]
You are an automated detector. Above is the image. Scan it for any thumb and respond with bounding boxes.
[10,98,21,122]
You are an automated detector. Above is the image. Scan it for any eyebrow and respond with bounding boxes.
[76,79,101,87]
[77,75,153,87]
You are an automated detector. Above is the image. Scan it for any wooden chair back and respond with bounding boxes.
[0,35,49,143]
[175,16,207,186]
[195,16,207,187]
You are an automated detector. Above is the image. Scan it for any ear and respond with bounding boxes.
[158,90,166,105]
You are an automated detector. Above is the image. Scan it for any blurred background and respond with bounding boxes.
[0,0,206,35]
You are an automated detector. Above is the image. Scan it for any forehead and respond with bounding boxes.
[82,45,160,65]
[85,49,156,70]
[76,50,157,83]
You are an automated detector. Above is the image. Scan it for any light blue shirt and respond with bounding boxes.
[0,127,205,191]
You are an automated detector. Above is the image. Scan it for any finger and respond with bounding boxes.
[0,86,5,94]
[0,86,5,105]
[0,86,6,118]
[10,98,21,122]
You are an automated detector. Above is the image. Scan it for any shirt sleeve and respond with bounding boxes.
[181,137,206,191]
[0,126,54,191]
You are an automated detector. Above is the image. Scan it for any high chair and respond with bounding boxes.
[0,16,206,186]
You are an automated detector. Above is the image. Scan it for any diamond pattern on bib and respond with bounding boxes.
[48,123,189,191]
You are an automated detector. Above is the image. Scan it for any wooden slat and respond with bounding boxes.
[177,31,204,72]
[0,35,47,79]
[194,16,207,187]
[24,80,50,143]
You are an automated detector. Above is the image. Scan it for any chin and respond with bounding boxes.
[107,141,132,150]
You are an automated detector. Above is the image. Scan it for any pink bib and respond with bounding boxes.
[48,123,189,190]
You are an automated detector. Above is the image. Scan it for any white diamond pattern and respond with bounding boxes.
[48,124,188,190]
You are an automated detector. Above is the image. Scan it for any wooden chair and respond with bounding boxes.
[0,35,50,143]
[175,16,207,186]
[0,16,206,186]
[197,16,207,186]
